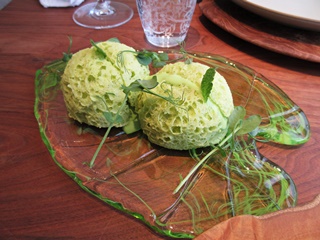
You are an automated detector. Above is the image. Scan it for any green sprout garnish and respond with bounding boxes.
[117,49,169,69]
[87,97,128,168]
[173,106,261,194]
[90,39,107,59]
[122,76,159,94]
[123,76,183,106]
[136,50,169,67]
[90,39,116,64]
[37,36,73,95]
[62,36,73,62]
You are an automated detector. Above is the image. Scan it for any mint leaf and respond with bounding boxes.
[201,68,215,102]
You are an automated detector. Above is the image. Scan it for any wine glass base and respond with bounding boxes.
[73,2,133,29]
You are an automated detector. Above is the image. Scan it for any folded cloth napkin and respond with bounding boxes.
[196,194,320,240]
[0,0,11,10]
[40,0,84,8]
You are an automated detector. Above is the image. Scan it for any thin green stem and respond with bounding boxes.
[173,121,245,195]
[224,151,236,216]
[89,125,113,168]
[89,95,128,168]
[173,147,218,194]
[173,129,237,194]
[110,171,157,220]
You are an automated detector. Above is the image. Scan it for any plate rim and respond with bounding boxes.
[232,0,320,31]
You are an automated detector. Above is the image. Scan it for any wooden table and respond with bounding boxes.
[1,0,319,239]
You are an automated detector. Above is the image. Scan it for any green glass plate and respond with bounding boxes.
[34,51,310,238]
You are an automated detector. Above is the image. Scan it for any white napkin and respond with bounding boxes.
[0,0,11,10]
[40,0,84,8]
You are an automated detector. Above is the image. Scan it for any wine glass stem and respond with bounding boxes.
[93,0,115,17]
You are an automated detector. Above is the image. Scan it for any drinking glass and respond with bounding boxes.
[136,0,197,47]
[73,0,133,29]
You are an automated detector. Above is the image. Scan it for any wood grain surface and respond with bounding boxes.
[0,0,319,239]
[199,0,320,63]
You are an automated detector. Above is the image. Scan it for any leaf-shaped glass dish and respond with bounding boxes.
[34,51,310,238]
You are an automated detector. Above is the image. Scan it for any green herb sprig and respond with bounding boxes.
[90,39,116,64]
[173,106,261,194]
[37,36,73,95]
[117,49,169,68]
[88,76,165,168]
[87,96,128,168]
[122,76,183,106]
[179,42,193,64]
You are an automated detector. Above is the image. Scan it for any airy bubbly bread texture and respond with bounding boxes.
[61,41,149,128]
[135,62,234,150]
